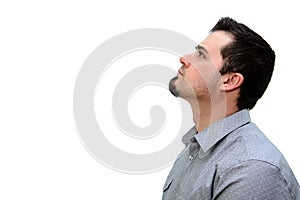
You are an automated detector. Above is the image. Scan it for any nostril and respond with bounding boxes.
[179,57,185,64]
[180,57,190,68]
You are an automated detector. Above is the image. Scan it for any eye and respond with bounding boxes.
[195,46,205,58]
[197,51,205,58]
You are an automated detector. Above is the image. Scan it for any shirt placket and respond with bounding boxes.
[188,138,200,161]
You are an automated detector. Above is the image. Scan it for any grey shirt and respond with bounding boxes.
[162,109,300,200]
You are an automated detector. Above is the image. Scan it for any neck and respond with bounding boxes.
[187,96,233,133]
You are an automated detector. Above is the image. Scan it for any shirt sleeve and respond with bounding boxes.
[213,160,293,200]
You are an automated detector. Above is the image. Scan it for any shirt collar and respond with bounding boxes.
[182,109,251,153]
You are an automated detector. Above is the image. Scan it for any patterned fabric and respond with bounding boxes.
[162,109,300,200]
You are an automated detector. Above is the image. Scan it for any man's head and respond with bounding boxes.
[169,17,275,110]
[211,17,275,110]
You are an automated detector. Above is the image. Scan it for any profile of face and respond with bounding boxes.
[169,31,234,102]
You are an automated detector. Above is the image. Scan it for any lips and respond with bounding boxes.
[178,69,184,76]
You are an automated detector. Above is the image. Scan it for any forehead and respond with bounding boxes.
[200,31,234,68]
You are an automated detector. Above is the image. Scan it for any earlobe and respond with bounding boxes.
[221,73,244,91]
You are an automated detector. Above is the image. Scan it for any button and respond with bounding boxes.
[188,155,194,160]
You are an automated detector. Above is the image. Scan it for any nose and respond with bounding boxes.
[180,56,191,68]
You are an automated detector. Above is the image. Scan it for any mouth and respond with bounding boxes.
[178,69,184,76]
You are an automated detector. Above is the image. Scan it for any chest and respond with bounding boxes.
[163,149,220,199]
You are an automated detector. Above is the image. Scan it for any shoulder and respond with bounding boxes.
[217,159,284,182]
[213,123,300,199]
[218,122,285,167]
[216,122,294,179]
[214,160,295,199]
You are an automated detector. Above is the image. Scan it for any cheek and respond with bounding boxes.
[186,71,209,93]
[191,66,221,92]
[192,65,218,84]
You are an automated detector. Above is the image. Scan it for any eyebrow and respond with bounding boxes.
[195,45,209,54]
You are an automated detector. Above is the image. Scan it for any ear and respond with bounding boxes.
[220,73,244,91]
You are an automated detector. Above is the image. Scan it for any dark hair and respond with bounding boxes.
[211,17,275,110]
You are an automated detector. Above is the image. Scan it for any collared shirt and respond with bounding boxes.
[162,109,300,200]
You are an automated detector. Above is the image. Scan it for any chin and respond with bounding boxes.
[169,76,179,97]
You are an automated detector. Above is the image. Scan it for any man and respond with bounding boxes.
[163,17,300,199]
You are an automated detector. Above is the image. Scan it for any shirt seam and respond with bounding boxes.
[217,159,293,199]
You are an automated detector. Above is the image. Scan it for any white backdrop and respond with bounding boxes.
[1,0,299,199]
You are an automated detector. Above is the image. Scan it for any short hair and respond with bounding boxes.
[211,17,275,110]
